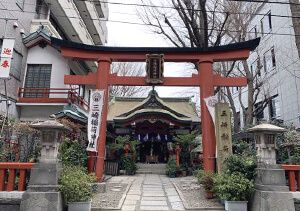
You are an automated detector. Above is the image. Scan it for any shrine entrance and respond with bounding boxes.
[51,37,260,181]
[136,121,170,164]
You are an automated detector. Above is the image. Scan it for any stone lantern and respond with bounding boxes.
[248,123,286,165]
[30,115,70,163]
[248,123,295,211]
[20,115,70,211]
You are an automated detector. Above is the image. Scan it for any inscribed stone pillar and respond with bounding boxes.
[215,103,232,173]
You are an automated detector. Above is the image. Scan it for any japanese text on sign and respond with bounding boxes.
[0,39,15,78]
[87,90,105,152]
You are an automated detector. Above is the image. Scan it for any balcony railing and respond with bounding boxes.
[0,162,35,191]
[18,88,89,111]
[282,164,300,191]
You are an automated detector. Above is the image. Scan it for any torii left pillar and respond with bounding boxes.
[87,59,111,181]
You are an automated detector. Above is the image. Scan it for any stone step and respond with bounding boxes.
[136,163,166,175]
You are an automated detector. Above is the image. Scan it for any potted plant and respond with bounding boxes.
[59,165,96,211]
[166,158,177,178]
[213,172,254,211]
[121,155,137,175]
[196,170,215,199]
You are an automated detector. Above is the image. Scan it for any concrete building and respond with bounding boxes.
[230,1,300,129]
[0,0,108,121]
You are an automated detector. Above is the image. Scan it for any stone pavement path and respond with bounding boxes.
[122,174,185,211]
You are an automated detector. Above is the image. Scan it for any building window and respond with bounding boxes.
[263,47,276,73]
[251,58,261,77]
[16,0,25,10]
[261,11,272,35]
[249,26,257,40]
[254,102,264,120]
[269,95,280,119]
[24,64,52,97]
[10,50,23,80]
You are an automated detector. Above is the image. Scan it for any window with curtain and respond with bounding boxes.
[24,64,52,97]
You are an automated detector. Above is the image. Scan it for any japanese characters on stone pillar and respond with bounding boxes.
[87,90,105,152]
[215,103,233,172]
[145,54,164,84]
[0,39,15,78]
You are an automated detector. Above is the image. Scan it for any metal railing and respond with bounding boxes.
[18,88,89,111]
[0,162,35,191]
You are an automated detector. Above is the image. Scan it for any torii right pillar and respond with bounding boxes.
[198,59,246,172]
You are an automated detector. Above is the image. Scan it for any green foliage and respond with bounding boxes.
[277,127,300,164]
[110,136,139,157]
[166,158,177,177]
[196,170,215,192]
[232,140,255,156]
[121,155,137,175]
[224,154,257,181]
[175,131,197,170]
[110,135,130,151]
[58,138,87,167]
[59,165,96,203]
[213,172,254,201]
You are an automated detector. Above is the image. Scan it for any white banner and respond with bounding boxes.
[1,39,14,58]
[87,90,105,152]
[0,39,15,78]
[204,95,219,125]
[0,57,12,78]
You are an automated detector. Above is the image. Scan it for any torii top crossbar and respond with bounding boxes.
[51,37,260,181]
[52,37,259,62]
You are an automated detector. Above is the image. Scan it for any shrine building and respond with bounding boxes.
[106,89,200,163]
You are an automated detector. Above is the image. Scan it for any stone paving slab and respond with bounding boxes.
[171,201,185,210]
[141,196,167,201]
[140,200,168,206]
[168,195,181,202]
[140,206,169,210]
[125,195,141,200]
[121,205,136,211]
[95,173,225,211]
[143,192,165,197]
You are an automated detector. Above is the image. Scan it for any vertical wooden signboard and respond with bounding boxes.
[215,103,233,172]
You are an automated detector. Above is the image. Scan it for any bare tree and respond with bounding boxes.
[139,0,228,48]
[138,0,276,132]
[110,62,149,97]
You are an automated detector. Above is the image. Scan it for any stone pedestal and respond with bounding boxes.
[250,164,295,211]
[20,162,63,211]
[19,116,68,211]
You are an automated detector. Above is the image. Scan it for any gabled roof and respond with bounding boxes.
[55,104,88,124]
[23,26,52,48]
[108,90,199,124]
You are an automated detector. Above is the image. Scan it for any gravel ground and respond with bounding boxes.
[92,182,129,209]
[172,176,224,209]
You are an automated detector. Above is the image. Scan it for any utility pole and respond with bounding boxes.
[0,5,18,136]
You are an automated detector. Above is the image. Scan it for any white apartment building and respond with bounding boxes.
[0,0,108,122]
[231,1,300,129]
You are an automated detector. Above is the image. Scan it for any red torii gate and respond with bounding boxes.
[51,37,260,181]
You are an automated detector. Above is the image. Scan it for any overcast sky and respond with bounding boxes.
[107,1,199,101]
